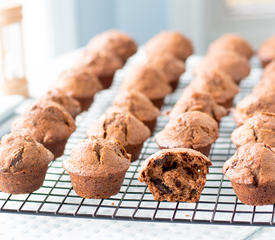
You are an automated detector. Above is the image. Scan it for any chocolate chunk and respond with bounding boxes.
[152,178,171,194]
[11,148,24,167]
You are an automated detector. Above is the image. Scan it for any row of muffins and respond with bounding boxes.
[63,31,194,199]
[139,34,253,202]
[0,30,138,194]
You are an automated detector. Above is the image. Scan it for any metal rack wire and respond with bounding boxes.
[0,62,274,226]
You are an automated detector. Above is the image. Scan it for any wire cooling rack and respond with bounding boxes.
[0,59,274,226]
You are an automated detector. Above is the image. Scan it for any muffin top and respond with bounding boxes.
[231,112,275,147]
[155,111,219,149]
[54,68,102,98]
[169,88,227,122]
[86,109,151,146]
[12,100,76,145]
[233,92,275,125]
[207,34,254,59]
[190,68,239,105]
[120,64,172,100]
[113,91,160,122]
[258,36,275,64]
[87,29,137,62]
[63,137,130,176]
[194,51,250,84]
[145,31,193,61]
[223,143,275,185]
[252,76,275,94]
[0,133,54,173]
[145,53,185,83]
[76,49,123,77]
[39,89,81,118]
[262,59,275,77]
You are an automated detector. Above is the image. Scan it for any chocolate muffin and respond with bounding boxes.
[145,31,193,61]
[86,109,150,162]
[76,49,123,89]
[53,68,103,111]
[120,64,172,109]
[138,148,212,202]
[231,112,275,148]
[169,88,227,123]
[233,92,275,125]
[190,68,239,108]
[112,91,160,132]
[207,34,254,59]
[223,143,275,206]
[87,29,137,63]
[155,111,219,156]
[258,36,275,67]
[0,133,54,194]
[12,100,76,158]
[63,137,130,199]
[145,53,185,90]
[39,89,81,119]
[194,51,250,84]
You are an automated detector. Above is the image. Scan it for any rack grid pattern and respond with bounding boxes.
[0,65,274,226]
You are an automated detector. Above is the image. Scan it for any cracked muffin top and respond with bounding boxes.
[190,68,239,105]
[0,133,54,173]
[87,29,137,62]
[113,91,160,122]
[155,111,219,149]
[223,143,275,185]
[207,34,254,59]
[120,64,172,100]
[169,88,227,122]
[145,53,185,83]
[63,136,130,176]
[231,112,275,148]
[145,31,193,61]
[86,108,151,146]
[12,100,76,145]
[54,67,102,98]
[258,36,275,66]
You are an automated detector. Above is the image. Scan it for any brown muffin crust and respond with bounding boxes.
[258,36,275,67]
[190,68,239,108]
[0,133,54,194]
[207,34,254,59]
[138,148,212,202]
[223,143,275,205]
[87,29,137,62]
[169,88,227,122]
[194,51,250,84]
[262,60,275,78]
[63,137,130,198]
[12,100,76,158]
[145,31,193,61]
[155,111,219,156]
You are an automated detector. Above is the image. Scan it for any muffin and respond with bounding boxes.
[12,100,76,158]
[39,89,81,119]
[262,59,275,78]
[233,92,275,125]
[86,109,151,162]
[0,133,54,194]
[112,91,160,132]
[252,76,275,94]
[120,64,172,109]
[138,148,212,202]
[145,31,193,61]
[169,88,228,123]
[76,49,123,89]
[194,51,250,84]
[223,143,275,206]
[190,68,239,108]
[207,34,254,59]
[53,68,103,111]
[258,36,275,67]
[155,111,219,156]
[63,137,131,199]
[231,112,275,148]
[145,53,185,90]
[87,29,137,63]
